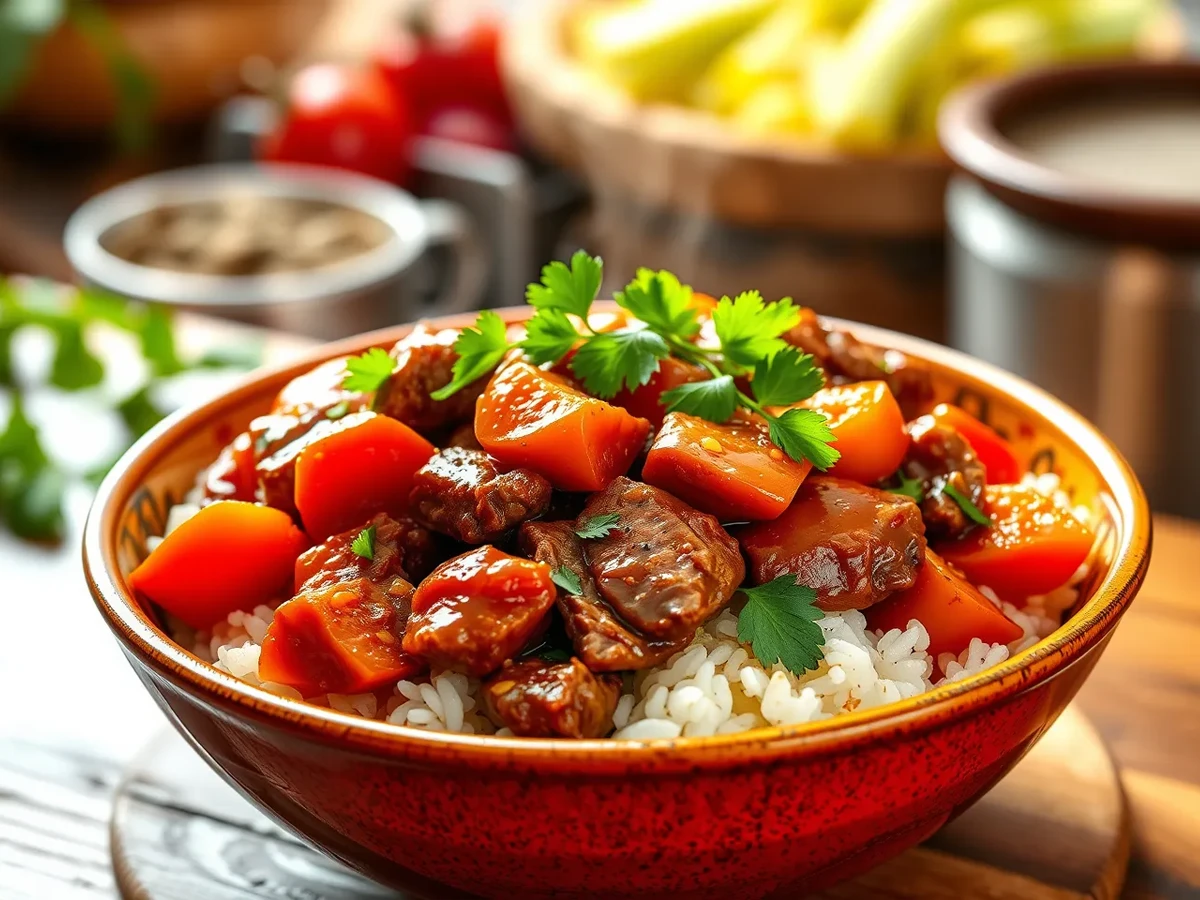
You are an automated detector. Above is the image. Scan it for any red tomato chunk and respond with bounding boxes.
[867,550,1024,664]
[642,413,811,522]
[402,546,556,676]
[475,361,650,492]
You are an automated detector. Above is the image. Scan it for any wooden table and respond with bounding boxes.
[1,319,1198,897]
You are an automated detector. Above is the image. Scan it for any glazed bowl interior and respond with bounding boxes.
[85,306,1149,768]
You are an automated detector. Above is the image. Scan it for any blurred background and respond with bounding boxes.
[0,0,1197,558]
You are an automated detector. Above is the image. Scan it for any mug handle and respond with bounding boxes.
[417,199,487,315]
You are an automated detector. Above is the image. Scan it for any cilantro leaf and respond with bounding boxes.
[539,647,572,663]
[662,374,738,423]
[325,400,351,421]
[570,329,669,399]
[49,320,104,391]
[711,292,800,369]
[576,513,621,540]
[430,310,510,401]
[138,304,184,377]
[526,250,603,320]
[116,386,165,438]
[751,347,825,408]
[736,576,825,676]
[889,472,926,503]
[521,308,580,365]
[351,524,376,561]
[942,483,991,528]
[551,566,582,595]
[343,346,395,395]
[614,269,700,340]
[0,464,66,543]
[768,408,840,471]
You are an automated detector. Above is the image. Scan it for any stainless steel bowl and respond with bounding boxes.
[65,163,485,340]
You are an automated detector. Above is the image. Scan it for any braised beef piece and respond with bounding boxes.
[271,356,365,420]
[901,416,988,540]
[374,324,494,435]
[738,477,926,612]
[402,546,556,676]
[519,521,687,671]
[409,447,552,544]
[203,432,256,503]
[447,421,482,451]
[483,658,621,739]
[577,477,745,642]
[252,411,369,515]
[295,512,439,592]
[785,308,934,417]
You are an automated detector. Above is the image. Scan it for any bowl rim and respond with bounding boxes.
[938,60,1200,250]
[64,162,429,308]
[83,308,1151,774]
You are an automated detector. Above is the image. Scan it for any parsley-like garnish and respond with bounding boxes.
[429,252,840,469]
[430,310,511,401]
[351,524,376,561]
[342,347,394,396]
[575,513,621,540]
[942,484,991,528]
[325,400,350,421]
[550,566,582,595]
[736,576,825,677]
[888,472,926,503]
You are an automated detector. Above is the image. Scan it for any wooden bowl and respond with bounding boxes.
[502,0,1182,237]
[83,309,1150,899]
[4,0,329,131]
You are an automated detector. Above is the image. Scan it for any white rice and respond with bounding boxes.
[164,468,1087,739]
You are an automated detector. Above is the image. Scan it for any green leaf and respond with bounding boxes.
[49,320,104,391]
[736,575,825,676]
[942,483,991,528]
[116,386,165,438]
[521,308,580,365]
[0,395,47,472]
[525,250,603,320]
[0,322,19,385]
[539,647,572,663]
[889,472,926,503]
[570,328,669,399]
[138,305,183,377]
[429,310,511,401]
[661,374,738,423]
[711,291,800,369]
[351,524,377,561]
[1,464,65,543]
[342,346,395,395]
[751,346,825,408]
[194,341,264,371]
[767,408,840,471]
[325,400,351,421]
[575,513,621,540]
[613,269,700,340]
[0,0,64,106]
[550,566,582,595]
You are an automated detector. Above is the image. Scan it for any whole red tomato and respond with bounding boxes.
[262,64,413,184]
[372,4,511,137]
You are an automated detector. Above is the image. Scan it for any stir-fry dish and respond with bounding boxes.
[132,253,1096,740]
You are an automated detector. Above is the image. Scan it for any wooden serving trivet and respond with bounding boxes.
[110,706,1126,900]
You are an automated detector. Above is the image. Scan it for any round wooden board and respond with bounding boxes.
[111,705,1127,900]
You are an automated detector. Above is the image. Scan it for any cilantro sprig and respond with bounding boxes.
[736,576,825,676]
[887,471,926,503]
[550,566,582,595]
[942,484,991,528]
[429,252,840,470]
[351,524,376,561]
[575,513,620,540]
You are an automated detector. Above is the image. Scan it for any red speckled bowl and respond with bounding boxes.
[84,308,1150,900]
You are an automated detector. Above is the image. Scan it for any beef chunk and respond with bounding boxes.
[483,658,621,738]
[519,521,686,671]
[271,356,365,419]
[785,308,934,418]
[738,477,926,612]
[295,512,439,592]
[902,416,988,540]
[402,546,556,676]
[374,324,493,435]
[409,447,552,544]
[203,431,257,503]
[576,477,745,642]
[252,411,361,516]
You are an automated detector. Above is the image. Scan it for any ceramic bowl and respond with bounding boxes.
[84,308,1150,900]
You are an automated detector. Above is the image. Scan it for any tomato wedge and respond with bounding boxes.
[259,577,425,695]
[642,412,811,521]
[867,550,1024,663]
[803,381,908,485]
[294,411,435,541]
[936,483,1093,601]
[930,404,1021,484]
[129,501,308,630]
[475,361,650,492]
